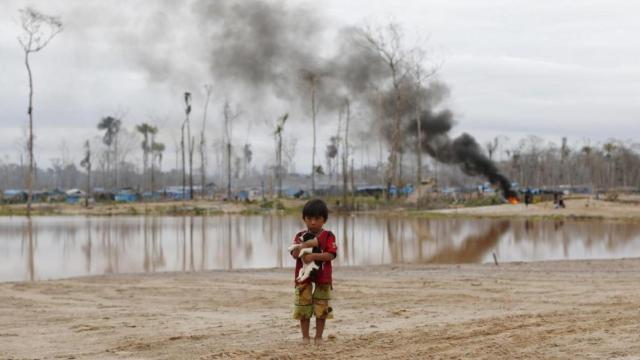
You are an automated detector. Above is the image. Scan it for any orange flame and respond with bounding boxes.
[508,196,519,205]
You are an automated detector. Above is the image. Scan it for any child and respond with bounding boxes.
[290,199,337,345]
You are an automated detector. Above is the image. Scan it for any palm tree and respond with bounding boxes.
[97,116,121,189]
[136,123,158,191]
[603,142,617,190]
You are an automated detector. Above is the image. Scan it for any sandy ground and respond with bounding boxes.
[2,259,640,359]
[429,197,640,222]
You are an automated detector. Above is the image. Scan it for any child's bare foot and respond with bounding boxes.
[313,337,323,346]
[302,337,311,345]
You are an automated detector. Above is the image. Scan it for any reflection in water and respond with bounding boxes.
[3,215,640,282]
[201,216,207,270]
[23,217,35,281]
[227,216,232,270]
[83,218,91,273]
[343,216,349,264]
[142,217,165,273]
[426,221,510,263]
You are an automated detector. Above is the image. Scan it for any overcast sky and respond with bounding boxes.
[1,0,639,173]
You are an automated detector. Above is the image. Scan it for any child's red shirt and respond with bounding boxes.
[292,229,337,285]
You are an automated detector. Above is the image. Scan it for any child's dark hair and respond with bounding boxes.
[302,199,329,221]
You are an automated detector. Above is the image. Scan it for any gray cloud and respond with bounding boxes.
[1,0,639,172]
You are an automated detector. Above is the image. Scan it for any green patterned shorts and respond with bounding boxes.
[293,283,333,320]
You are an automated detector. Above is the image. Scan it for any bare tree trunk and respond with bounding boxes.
[105,148,110,189]
[19,8,62,213]
[181,123,186,201]
[184,92,193,200]
[200,85,212,199]
[342,99,350,207]
[276,136,282,199]
[200,136,206,198]
[114,135,119,189]
[276,138,281,198]
[142,141,148,192]
[83,140,91,208]
[187,121,193,200]
[227,143,232,200]
[25,51,34,216]
[310,79,317,196]
[415,97,422,185]
[350,158,355,206]
[399,150,404,187]
[390,81,402,194]
[222,101,235,201]
[189,135,194,200]
[150,134,155,194]
[335,109,343,188]
[377,92,385,190]
[274,113,288,199]
[86,164,91,208]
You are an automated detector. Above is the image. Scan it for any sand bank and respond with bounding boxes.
[427,197,640,222]
[2,259,640,359]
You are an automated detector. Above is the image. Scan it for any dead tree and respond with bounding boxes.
[189,133,195,198]
[184,92,194,200]
[560,136,571,186]
[151,140,165,194]
[485,138,499,161]
[223,101,240,200]
[18,7,62,215]
[300,70,323,196]
[283,137,298,174]
[274,113,288,198]
[200,84,212,198]
[342,98,351,207]
[181,92,192,200]
[181,121,186,200]
[242,122,252,180]
[414,73,423,187]
[80,140,91,208]
[410,53,439,189]
[356,23,412,199]
[243,143,252,179]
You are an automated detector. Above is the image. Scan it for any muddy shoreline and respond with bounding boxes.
[2,197,640,223]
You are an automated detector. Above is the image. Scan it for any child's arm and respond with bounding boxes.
[302,252,335,263]
[303,231,337,263]
[299,238,318,248]
[289,237,319,259]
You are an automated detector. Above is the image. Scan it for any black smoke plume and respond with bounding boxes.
[194,0,323,98]
[407,109,517,198]
[192,1,388,104]
[118,0,516,196]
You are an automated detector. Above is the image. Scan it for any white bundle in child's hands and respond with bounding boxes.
[288,232,322,282]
